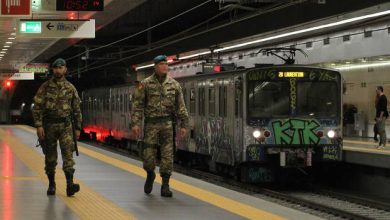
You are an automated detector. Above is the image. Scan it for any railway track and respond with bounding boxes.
[174,166,390,220]
[84,140,390,220]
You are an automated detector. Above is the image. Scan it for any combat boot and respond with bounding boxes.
[144,171,156,194]
[65,172,80,197]
[47,173,56,195]
[161,176,172,197]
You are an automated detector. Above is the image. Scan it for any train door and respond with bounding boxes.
[233,75,243,164]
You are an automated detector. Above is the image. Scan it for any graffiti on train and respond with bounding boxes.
[271,119,320,145]
[194,118,234,164]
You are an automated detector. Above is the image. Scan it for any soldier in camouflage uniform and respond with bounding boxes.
[32,58,82,197]
[131,55,189,197]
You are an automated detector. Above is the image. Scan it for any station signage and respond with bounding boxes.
[17,19,95,38]
[0,0,31,17]
[0,72,34,80]
[19,63,49,73]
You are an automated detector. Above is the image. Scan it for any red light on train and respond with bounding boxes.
[213,65,221,72]
[4,80,12,88]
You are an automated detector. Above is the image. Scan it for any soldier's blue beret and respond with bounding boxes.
[52,58,66,67]
[153,55,167,64]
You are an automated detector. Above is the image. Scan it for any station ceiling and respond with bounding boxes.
[2,0,389,75]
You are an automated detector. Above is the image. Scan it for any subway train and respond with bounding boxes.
[81,65,343,182]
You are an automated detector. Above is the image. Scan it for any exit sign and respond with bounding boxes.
[20,21,42,33]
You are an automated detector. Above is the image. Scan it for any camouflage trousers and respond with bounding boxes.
[143,121,174,177]
[44,122,75,175]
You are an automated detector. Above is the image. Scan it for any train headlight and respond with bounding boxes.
[253,130,261,138]
[327,130,336,138]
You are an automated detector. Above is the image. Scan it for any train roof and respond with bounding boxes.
[173,64,341,81]
[82,65,340,93]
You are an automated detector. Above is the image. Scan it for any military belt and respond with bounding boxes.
[43,117,70,124]
[144,116,172,124]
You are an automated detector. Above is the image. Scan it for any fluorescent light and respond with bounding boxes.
[179,51,211,60]
[336,62,390,70]
[8,37,15,40]
[3,45,10,48]
[135,63,154,71]
[215,9,390,52]
[5,42,12,44]
[0,51,6,54]
[2,49,8,51]
[10,33,16,36]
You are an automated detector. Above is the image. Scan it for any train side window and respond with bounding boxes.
[183,88,187,107]
[88,97,91,112]
[199,86,205,116]
[105,95,110,111]
[209,81,215,116]
[111,95,115,111]
[235,78,243,117]
[116,95,119,112]
[129,94,132,112]
[219,85,227,117]
[120,94,124,112]
[125,94,128,112]
[190,88,195,115]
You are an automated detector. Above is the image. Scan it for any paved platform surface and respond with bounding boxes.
[0,125,324,220]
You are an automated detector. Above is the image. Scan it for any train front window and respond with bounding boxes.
[248,81,290,118]
[297,82,338,117]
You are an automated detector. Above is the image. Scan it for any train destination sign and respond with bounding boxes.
[17,19,95,38]
[278,71,305,78]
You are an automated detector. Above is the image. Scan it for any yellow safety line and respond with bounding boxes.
[1,127,136,220]
[1,176,40,181]
[18,125,284,220]
[344,139,377,145]
[343,145,390,155]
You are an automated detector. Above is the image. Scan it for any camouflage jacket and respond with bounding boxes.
[131,73,189,128]
[32,76,82,129]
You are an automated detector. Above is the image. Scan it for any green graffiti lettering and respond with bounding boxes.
[303,120,320,144]
[272,121,292,144]
[271,119,321,145]
[290,120,305,144]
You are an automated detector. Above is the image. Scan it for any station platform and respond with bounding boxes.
[0,125,323,220]
[343,138,390,169]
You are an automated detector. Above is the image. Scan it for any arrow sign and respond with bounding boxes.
[17,19,95,38]
[46,22,54,30]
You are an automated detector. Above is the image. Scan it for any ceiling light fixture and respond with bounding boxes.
[214,9,390,52]
[3,45,10,48]
[5,42,13,44]
[178,51,212,60]
[135,63,154,71]
[8,37,15,40]
[336,62,390,70]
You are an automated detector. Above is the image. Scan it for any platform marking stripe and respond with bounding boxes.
[1,128,136,220]
[17,125,284,220]
[1,176,40,180]
[343,146,390,155]
[343,140,379,145]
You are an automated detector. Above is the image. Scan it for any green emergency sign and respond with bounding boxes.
[20,22,42,34]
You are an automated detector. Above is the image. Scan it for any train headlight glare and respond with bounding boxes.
[253,130,261,138]
[327,130,336,138]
